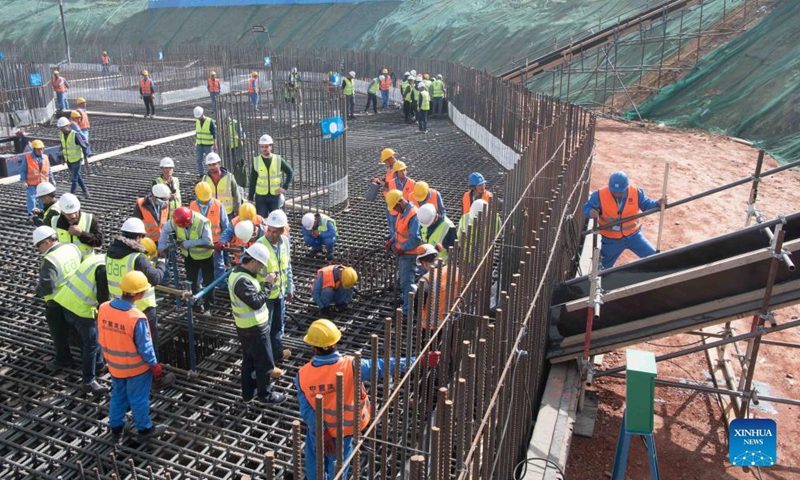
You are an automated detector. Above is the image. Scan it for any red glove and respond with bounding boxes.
[150,363,163,379]
[426,351,441,368]
[384,239,394,252]
[394,245,404,255]
[323,429,336,456]
[214,241,228,253]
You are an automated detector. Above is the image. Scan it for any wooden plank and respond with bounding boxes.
[523,363,568,479]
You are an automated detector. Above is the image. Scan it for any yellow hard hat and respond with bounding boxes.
[120,271,150,294]
[141,237,157,260]
[382,68,388,74]
[341,267,358,289]
[31,139,45,149]
[392,161,407,173]
[423,74,430,80]
[239,202,256,222]
[76,97,86,104]
[304,319,342,348]
[142,70,148,76]
[413,181,429,202]
[381,148,395,163]
[70,110,81,118]
[252,71,259,77]
[53,70,59,75]
[195,182,212,203]
[210,70,217,76]
[385,189,403,210]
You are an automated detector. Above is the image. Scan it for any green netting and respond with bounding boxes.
[629,0,800,162]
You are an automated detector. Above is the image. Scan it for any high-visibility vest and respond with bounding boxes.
[43,203,61,226]
[196,118,214,146]
[342,77,354,96]
[54,253,105,319]
[228,270,270,329]
[76,108,90,130]
[316,265,342,290]
[203,172,236,215]
[256,235,290,298]
[249,78,258,93]
[97,302,151,379]
[190,198,223,242]
[136,197,168,242]
[398,177,416,202]
[419,91,431,111]
[42,243,82,302]
[208,78,220,93]
[380,75,391,91]
[421,216,455,261]
[253,155,284,196]
[314,213,336,234]
[101,54,109,65]
[424,80,433,91]
[140,78,153,95]
[598,186,641,239]
[298,356,370,438]
[52,76,67,93]
[368,79,379,95]
[173,213,213,260]
[432,79,444,97]
[410,188,442,214]
[383,169,398,195]
[106,253,156,311]
[228,120,241,148]
[461,189,493,214]
[421,266,458,329]
[60,130,83,164]
[403,83,413,102]
[395,206,419,253]
[25,153,50,186]
[155,176,181,213]
[412,88,420,103]
[52,212,94,259]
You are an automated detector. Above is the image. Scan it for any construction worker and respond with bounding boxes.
[311,265,357,313]
[403,74,416,123]
[401,73,411,122]
[218,202,263,255]
[432,74,446,117]
[100,51,110,75]
[249,72,259,110]
[158,207,214,311]
[33,225,82,372]
[154,157,181,214]
[371,148,399,238]
[57,117,91,197]
[416,82,431,133]
[583,171,663,269]
[69,111,90,148]
[52,193,103,259]
[379,68,391,107]
[256,210,294,368]
[416,243,460,329]
[190,181,230,285]
[139,70,155,118]
[462,172,493,214]
[417,204,456,263]
[223,109,246,181]
[301,212,338,259]
[457,198,487,238]
[20,139,54,217]
[411,181,446,218]
[98,271,174,445]
[74,98,91,141]
[365,76,380,114]
[297,319,437,480]
[133,184,171,244]
[228,243,288,404]
[202,152,241,220]
[32,182,60,227]
[53,252,109,396]
[385,189,422,317]
[342,71,356,119]
[423,73,433,91]
[222,219,265,264]
[207,71,221,114]
[249,134,294,217]
[194,106,217,176]
[52,70,70,111]
[285,67,300,104]
[107,218,167,355]
[393,161,416,201]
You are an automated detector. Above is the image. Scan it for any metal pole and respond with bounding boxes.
[58,0,71,64]
[315,395,325,480]
[656,161,670,252]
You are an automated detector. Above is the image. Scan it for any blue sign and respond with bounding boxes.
[330,73,341,86]
[0,51,3,59]
[264,56,271,67]
[320,116,344,140]
[729,418,776,467]
[158,51,163,60]
[29,73,42,86]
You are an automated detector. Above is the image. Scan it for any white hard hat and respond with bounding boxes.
[120,217,147,235]
[416,244,439,263]
[266,209,288,228]
[59,193,81,214]
[151,183,171,200]
[379,75,385,81]
[416,82,425,89]
[404,71,410,76]
[193,106,204,118]
[348,71,356,77]
[56,117,70,128]
[470,199,488,217]
[244,242,270,266]
[159,157,175,168]
[417,203,437,227]
[410,70,417,76]
[32,226,57,246]
[301,212,315,230]
[205,152,221,165]
[234,220,255,243]
[291,67,298,73]
[259,134,274,146]
[36,182,56,197]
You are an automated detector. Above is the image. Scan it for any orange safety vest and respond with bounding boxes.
[140,78,153,95]
[208,78,220,93]
[249,78,258,93]
[76,108,90,130]
[136,197,168,242]
[411,188,442,213]
[598,186,641,239]
[299,356,371,438]
[317,265,342,290]
[69,120,81,131]
[395,206,418,253]
[25,153,50,186]
[379,75,391,91]
[462,189,493,214]
[97,302,151,379]
[190,199,223,242]
[101,53,109,65]
[421,266,459,329]
[52,76,67,93]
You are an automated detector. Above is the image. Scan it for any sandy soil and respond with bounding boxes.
[564,117,800,480]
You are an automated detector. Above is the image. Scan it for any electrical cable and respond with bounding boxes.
[513,456,566,479]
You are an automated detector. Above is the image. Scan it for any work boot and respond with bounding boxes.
[153,371,176,390]
[82,380,109,396]
[270,368,284,379]
[255,392,287,405]
[136,424,167,443]
[110,427,125,445]
[45,361,72,373]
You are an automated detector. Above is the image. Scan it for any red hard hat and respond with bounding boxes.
[173,207,193,229]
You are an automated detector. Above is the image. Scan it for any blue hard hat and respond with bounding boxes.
[469,172,486,187]
[608,171,629,193]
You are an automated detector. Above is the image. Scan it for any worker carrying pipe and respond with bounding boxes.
[582,171,665,269]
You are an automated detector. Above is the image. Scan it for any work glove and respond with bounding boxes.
[150,363,163,379]
[394,245,404,256]
[425,351,441,368]
[214,241,228,253]
[323,429,336,456]
[384,239,394,252]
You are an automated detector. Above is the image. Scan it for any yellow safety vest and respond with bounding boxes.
[228,271,270,329]
[42,243,82,302]
[203,172,235,215]
[432,79,444,97]
[256,235,291,299]
[51,212,94,259]
[228,120,241,148]
[422,216,454,262]
[54,253,105,319]
[253,155,283,196]
[196,118,214,146]
[155,176,182,213]
[368,79,379,95]
[106,253,156,311]
[173,214,213,260]
[61,130,83,164]
[420,91,431,111]
[343,77,354,96]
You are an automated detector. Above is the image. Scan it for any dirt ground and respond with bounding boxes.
[564,117,800,480]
